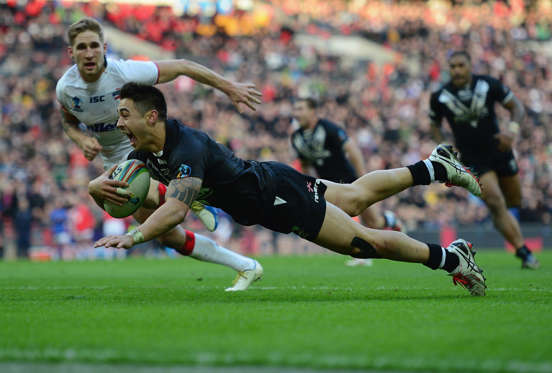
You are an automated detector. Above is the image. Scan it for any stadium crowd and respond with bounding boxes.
[0,0,551,258]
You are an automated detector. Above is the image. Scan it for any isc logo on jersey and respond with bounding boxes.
[90,95,105,103]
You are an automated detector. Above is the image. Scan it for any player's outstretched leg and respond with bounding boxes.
[445,239,486,296]
[225,259,264,292]
[176,231,263,292]
[166,227,262,292]
[345,209,403,267]
[133,206,261,291]
[428,144,481,196]
[313,203,486,296]
[323,144,481,218]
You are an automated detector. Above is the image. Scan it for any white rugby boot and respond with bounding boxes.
[428,144,482,197]
[225,260,263,292]
[446,239,487,296]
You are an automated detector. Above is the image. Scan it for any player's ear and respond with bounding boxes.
[103,42,107,54]
[68,46,74,60]
[145,109,158,125]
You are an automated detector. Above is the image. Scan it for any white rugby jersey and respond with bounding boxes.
[56,58,159,168]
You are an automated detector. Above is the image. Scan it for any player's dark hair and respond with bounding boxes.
[297,97,317,110]
[120,83,168,121]
[67,17,104,46]
[448,50,471,63]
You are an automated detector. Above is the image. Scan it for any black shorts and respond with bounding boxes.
[259,162,327,240]
[460,149,519,177]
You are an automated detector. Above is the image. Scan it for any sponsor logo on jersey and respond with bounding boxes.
[89,122,117,132]
[71,96,83,112]
[89,95,105,103]
[176,164,192,179]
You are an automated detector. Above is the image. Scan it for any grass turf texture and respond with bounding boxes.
[0,252,551,373]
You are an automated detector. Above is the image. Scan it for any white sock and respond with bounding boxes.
[422,159,435,182]
[190,234,255,272]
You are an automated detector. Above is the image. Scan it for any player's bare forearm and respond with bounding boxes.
[504,95,525,125]
[156,60,262,112]
[156,59,232,92]
[61,107,102,160]
[134,177,202,242]
[134,199,188,243]
[61,116,87,145]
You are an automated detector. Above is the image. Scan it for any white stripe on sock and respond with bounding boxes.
[439,247,447,269]
[423,159,435,182]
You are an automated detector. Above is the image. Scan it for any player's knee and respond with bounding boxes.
[345,185,370,217]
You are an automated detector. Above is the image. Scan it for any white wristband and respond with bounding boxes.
[126,229,144,244]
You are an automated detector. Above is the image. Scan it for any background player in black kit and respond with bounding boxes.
[291,98,402,266]
[429,51,539,269]
[291,100,402,228]
[93,83,487,296]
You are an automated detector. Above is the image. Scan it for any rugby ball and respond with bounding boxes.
[104,159,150,218]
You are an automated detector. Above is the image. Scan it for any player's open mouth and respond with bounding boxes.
[125,131,137,146]
[84,62,96,70]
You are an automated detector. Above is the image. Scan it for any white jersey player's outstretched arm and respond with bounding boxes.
[155,59,262,112]
[60,104,102,161]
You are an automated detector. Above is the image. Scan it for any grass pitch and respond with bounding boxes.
[0,251,551,372]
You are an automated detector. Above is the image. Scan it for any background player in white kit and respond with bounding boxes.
[56,17,263,291]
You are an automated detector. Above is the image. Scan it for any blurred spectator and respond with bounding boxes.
[14,192,32,258]
[49,196,70,259]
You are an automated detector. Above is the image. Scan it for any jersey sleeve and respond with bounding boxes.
[168,137,207,182]
[55,79,69,108]
[115,60,159,85]
[429,91,443,126]
[487,76,513,104]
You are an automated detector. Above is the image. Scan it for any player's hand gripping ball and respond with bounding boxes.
[104,160,150,218]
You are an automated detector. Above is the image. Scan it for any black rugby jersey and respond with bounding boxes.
[291,118,357,182]
[429,74,513,154]
[128,119,274,225]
